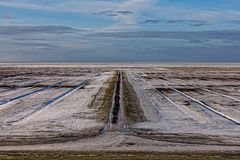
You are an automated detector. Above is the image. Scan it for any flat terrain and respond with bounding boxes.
[0,63,240,159]
[0,151,240,160]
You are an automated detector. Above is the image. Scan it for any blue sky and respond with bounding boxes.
[0,0,240,62]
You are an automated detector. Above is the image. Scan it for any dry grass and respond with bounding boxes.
[88,71,118,122]
[122,72,146,125]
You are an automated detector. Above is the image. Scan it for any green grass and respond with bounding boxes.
[0,151,239,160]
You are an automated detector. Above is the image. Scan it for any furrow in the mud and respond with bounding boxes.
[5,81,88,126]
[0,80,69,105]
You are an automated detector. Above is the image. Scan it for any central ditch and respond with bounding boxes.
[112,72,121,124]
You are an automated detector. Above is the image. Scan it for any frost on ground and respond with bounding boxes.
[0,65,113,144]
[19,72,112,134]
[0,63,240,152]
[128,67,240,147]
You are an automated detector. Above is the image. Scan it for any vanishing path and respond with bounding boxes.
[102,71,125,133]
[0,70,240,152]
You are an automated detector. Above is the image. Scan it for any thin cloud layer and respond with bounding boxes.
[0,12,15,19]
[1,0,240,31]
[88,30,240,42]
[0,26,79,35]
[0,0,240,62]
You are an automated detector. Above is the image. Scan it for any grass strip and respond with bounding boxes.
[88,71,118,122]
[122,72,146,124]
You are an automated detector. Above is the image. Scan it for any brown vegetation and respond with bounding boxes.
[88,71,118,122]
[122,72,146,124]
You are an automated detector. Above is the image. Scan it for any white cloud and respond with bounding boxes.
[1,0,240,31]
[0,0,153,31]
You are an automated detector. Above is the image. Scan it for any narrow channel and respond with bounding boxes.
[112,72,121,124]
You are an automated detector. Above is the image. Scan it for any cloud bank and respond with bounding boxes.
[0,0,240,62]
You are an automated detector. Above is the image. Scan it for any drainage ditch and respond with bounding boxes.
[112,72,121,124]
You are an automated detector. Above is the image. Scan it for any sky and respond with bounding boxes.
[0,0,240,62]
